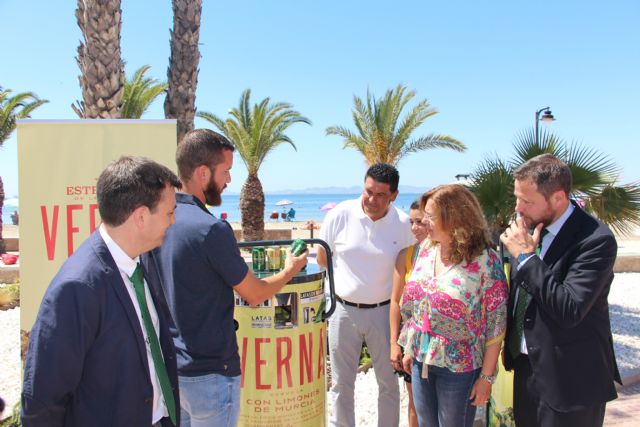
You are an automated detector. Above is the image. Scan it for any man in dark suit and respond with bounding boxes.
[22,156,181,427]
[500,153,621,427]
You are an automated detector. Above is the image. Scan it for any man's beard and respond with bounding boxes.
[204,179,222,206]
[522,209,554,230]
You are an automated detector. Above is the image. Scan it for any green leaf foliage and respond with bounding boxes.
[469,157,514,236]
[197,89,310,240]
[326,84,465,166]
[470,128,640,237]
[1,87,48,145]
[198,89,311,175]
[121,65,167,119]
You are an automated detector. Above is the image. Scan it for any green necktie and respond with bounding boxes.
[508,229,548,359]
[130,264,177,426]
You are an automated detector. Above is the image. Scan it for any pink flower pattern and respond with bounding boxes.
[397,242,508,373]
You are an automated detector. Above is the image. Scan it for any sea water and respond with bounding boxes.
[210,193,423,223]
[0,193,424,225]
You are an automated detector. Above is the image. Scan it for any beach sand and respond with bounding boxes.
[230,220,321,247]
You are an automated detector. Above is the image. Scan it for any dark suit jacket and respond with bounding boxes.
[21,231,180,427]
[503,202,622,411]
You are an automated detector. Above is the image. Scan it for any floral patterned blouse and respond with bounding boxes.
[398,241,508,373]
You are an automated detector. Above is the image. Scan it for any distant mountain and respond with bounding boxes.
[263,185,426,195]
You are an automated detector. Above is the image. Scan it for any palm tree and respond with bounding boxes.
[469,156,515,243]
[73,0,125,119]
[198,89,311,241]
[469,129,640,238]
[165,0,203,143]
[326,84,466,166]
[0,88,48,253]
[121,65,167,119]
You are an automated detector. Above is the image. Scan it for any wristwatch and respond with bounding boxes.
[479,372,496,384]
[517,251,535,264]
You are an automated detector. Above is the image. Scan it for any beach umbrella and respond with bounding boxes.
[320,202,337,211]
[275,199,294,206]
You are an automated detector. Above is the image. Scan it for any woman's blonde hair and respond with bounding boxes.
[420,184,492,265]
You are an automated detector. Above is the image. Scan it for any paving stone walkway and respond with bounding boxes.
[605,382,640,426]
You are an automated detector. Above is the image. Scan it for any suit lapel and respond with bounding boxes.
[542,204,584,266]
[139,256,171,336]
[91,232,151,375]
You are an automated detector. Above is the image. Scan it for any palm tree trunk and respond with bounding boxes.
[0,176,5,254]
[240,174,265,242]
[75,0,125,119]
[165,0,202,143]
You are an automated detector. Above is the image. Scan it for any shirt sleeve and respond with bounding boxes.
[482,250,508,347]
[318,210,338,252]
[205,220,249,287]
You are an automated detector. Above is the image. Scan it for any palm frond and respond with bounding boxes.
[469,156,515,236]
[586,182,640,235]
[474,126,640,234]
[393,99,437,151]
[565,142,618,192]
[511,128,564,166]
[325,84,463,165]
[0,88,48,144]
[121,65,167,119]
[196,111,227,134]
[399,135,466,160]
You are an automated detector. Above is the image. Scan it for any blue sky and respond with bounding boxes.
[1,1,639,197]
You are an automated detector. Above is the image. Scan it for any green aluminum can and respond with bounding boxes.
[279,247,287,269]
[266,248,280,271]
[252,247,266,271]
[291,239,307,257]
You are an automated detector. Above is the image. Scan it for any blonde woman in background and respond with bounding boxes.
[390,200,429,427]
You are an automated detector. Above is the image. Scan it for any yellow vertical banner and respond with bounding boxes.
[487,261,515,426]
[17,120,177,329]
[235,271,327,427]
[487,362,515,426]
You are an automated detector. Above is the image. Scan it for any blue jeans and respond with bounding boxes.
[411,361,480,427]
[178,373,240,427]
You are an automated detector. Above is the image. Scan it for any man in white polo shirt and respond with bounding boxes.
[317,163,415,427]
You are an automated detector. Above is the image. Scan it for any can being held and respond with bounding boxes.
[252,247,266,271]
[290,239,308,257]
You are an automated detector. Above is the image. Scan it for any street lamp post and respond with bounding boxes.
[535,106,556,145]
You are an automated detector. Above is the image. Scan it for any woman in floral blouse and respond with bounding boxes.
[399,184,508,427]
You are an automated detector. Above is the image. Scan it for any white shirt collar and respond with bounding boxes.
[544,202,575,238]
[99,224,139,278]
[356,195,394,223]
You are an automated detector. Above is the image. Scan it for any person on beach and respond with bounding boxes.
[317,163,415,427]
[22,157,182,427]
[390,200,429,427]
[500,154,621,427]
[147,129,308,427]
[399,184,508,427]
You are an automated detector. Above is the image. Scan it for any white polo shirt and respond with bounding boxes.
[319,197,415,304]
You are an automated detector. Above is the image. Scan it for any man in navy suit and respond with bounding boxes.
[22,156,182,427]
[501,154,621,427]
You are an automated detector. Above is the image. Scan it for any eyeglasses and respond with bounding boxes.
[423,212,436,223]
